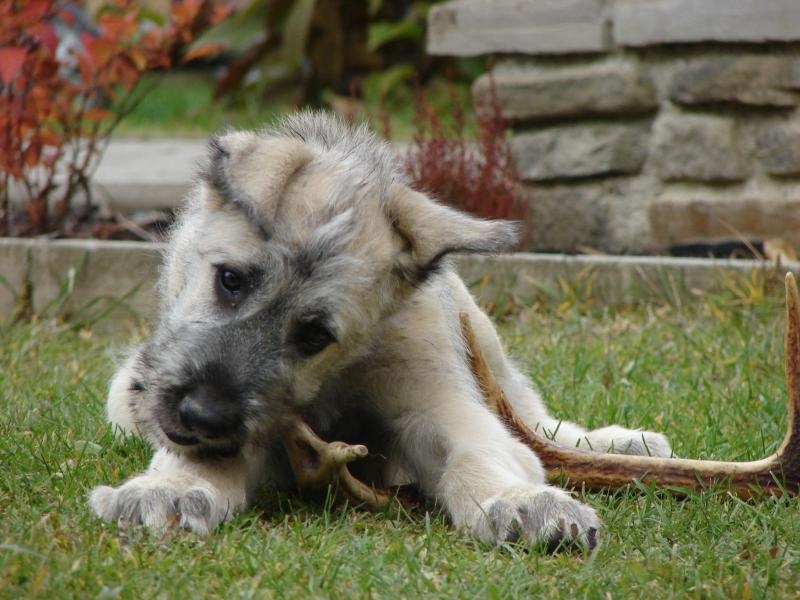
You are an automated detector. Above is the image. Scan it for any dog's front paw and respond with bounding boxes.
[90,475,228,535]
[469,486,600,551]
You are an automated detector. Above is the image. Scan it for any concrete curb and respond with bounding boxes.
[0,238,162,327]
[455,253,800,308]
[2,237,798,326]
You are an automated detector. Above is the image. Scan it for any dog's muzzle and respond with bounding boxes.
[164,381,243,447]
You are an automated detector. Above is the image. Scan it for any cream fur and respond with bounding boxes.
[90,112,671,549]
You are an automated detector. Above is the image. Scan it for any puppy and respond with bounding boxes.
[91,112,670,547]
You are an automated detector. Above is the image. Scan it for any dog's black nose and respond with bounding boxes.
[177,384,241,439]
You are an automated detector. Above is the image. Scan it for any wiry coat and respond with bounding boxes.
[91,112,670,546]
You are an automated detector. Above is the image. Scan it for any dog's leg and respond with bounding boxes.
[503,365,672,456]
[92,351,268,534]
[368,297,600,549]
[105,348,143,437]
[90,445,266,535]
[462,297,672,457]
[560,423,672,456]
[383,373,600,548]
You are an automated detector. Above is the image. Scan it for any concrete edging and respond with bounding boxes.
[1,237,798,326]
[454,253,800,308]
[0,238,162,327]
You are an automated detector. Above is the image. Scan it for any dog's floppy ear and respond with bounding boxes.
[203,132,315,231]
[386,183,519,280]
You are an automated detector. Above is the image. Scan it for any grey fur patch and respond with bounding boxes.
[473,488,599,552]
[271,110,401,199]
[113,486,178,528]
[201,137,270,238]
[516,490,600,552]
[485,499,521,543]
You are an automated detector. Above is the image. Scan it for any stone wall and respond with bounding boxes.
[428,0,800,254]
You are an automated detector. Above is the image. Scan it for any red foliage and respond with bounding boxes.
[403,80,528,246]
[0,0,230,236]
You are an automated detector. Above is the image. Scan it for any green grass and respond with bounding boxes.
[115,71,474,139]
[115,72,288,137]
[2,280,799,598]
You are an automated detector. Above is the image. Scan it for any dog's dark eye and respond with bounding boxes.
[216,266,247,306]
[220,269,242,293]
[294,320,335,356]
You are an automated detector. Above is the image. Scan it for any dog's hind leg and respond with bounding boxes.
[499,365,672,456]
[462,299,672,457]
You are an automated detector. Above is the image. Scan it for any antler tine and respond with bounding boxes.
[281,417,392,509]
[460,272,800,497]
[778,273,800,480]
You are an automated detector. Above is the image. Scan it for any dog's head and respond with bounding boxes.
[130,111,518,456]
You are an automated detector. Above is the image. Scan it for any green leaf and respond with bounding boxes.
[191,1,267,54]
[363,63,415,100]
[137,8,166,26]
[366,20,422,52]
[282,0,317,67]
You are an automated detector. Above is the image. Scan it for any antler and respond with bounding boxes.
[281,273,800,505]
[281,417,392,508]
[462,273,800,498]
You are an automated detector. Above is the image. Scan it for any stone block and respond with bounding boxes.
[427,0,608,56]
[526,184,608,252]
[474,62,658,123]
[513,123,650,182]
[29,240,162,324]
[670,56,800,108]
[0,238,34,321]
[650,195,800,246]
[614,0,800,46]
[524,177,657,254]
[757,125,800,176]
[650,114,748,182]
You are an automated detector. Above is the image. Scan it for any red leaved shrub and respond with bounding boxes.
[0,0,229,236]
[403,80,528,246]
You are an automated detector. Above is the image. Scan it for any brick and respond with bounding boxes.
[513,123,650,182]
[427,0,608,56]
[650,114,748,182]
[93,138,206,211]
[524,177,657,254]
[526,184,607,251]
[474,62,658,123]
